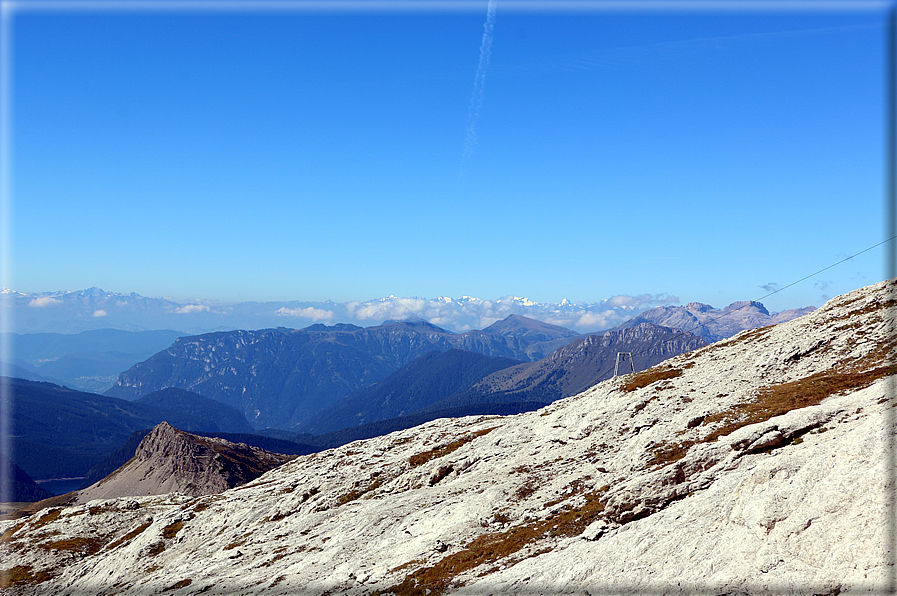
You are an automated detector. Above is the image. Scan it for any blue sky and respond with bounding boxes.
[5,1,892,314]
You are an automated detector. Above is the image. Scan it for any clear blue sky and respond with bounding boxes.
[6,1,891,313]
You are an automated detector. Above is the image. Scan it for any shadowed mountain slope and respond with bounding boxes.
[134,388,254,433]
[6,378,259,480]
[0,454,54,503]
[432,321,706,410]
[295,349,524,435]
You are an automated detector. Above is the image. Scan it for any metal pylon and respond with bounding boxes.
[614,352,634,377]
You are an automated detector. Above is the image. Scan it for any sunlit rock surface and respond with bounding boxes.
[2,279,894,595]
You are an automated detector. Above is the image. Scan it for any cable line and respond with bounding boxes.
[589,234,897,385]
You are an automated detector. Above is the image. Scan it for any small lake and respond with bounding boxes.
[36,478,86,496]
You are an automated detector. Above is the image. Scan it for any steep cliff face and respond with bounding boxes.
[2,279,894,596]
[71,422,296,503]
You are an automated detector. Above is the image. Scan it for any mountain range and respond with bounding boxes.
[1,278,891,595]
[103,317,583,430]
[9,300,809,484]
[612,300,815,343]
[5,286,806,335]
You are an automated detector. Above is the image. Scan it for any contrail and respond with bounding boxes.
[460,0,497,180]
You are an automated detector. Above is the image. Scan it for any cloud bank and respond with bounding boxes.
[174,304,211,314]
[342,293,678,332]
[276,306,335,322]
[8,289,683,335]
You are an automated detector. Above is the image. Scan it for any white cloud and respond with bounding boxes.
[28,297,62,308]
[92,310,108,318]
[573,312,619,330]
[276,307,334,322]
[174,304,210,314]
[605,293,678,309]
[353,297,435,322]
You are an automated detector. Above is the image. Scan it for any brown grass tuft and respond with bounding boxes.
[39,536,109,556]
[0,565,55,587]
[648,362,897,468]
[408,427,497,468]
[376,492,607,596]
[620,366,683,392]
[162,578,192,591]
[162,520,185,540]
[107,520,153,550]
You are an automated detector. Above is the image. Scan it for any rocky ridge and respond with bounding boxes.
[71,422,295,504]
[613,300,816,343]
[2,279,894,595]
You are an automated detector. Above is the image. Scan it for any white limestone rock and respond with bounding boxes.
[2,279,894,595]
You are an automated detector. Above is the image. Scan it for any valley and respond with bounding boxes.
[3,298,807,492]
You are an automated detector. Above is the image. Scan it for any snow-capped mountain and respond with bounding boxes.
[2,279,892,595]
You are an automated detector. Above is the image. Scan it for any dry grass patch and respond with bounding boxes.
[335,472,386,506]
[620,366,683,392]
[648,362,897,468]
[408,427,497,468]
[0,564,55,588]
[512,478,538,501]
[108,520,153,550]
[0,521,26,546]
[162,578,192,591]
[162,519,186,539]
[710,325,774,351]
[224,532,253,550]
[192,500,212,513]
[376,491,607,596]
[39,536,109,556]
[33,508,62,528]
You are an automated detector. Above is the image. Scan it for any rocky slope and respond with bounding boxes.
[2,279,894,595]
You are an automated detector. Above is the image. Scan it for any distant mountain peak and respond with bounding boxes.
[377,320,453,334]
[482,314,578,338]
[723,300,770,315]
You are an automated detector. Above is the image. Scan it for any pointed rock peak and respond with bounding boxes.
[78,423,297,502]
